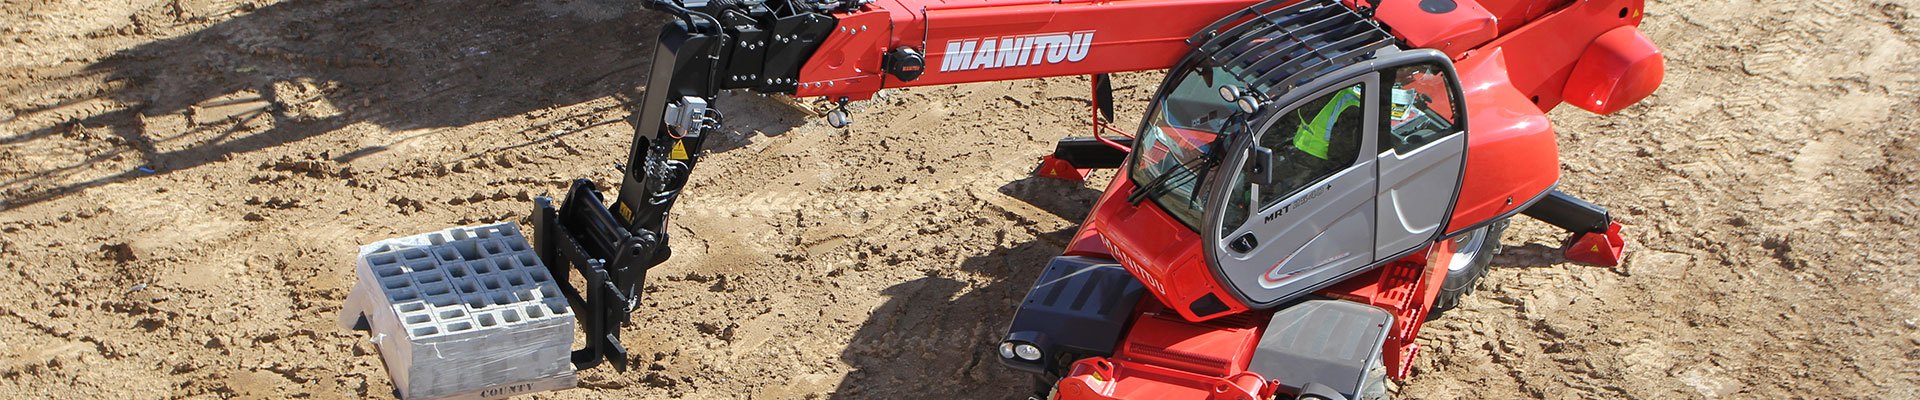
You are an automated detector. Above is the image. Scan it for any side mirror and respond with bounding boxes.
[1248,147,1280,186]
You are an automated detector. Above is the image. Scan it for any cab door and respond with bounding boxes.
[1206,74,1380,307]
[1373,62,1468,259]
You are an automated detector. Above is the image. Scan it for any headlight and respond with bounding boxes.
[1014,343,1043,361]
[998,342,1017,359]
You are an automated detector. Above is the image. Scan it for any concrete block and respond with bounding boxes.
[340,223,576,400]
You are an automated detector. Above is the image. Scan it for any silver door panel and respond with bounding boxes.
[1218,171,1377,304]
[1211,75,1381,306]
[1372,133,1467,258]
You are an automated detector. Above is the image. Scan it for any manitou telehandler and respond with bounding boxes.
[525,0,1663,398]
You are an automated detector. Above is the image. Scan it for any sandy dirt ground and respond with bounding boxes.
[2,0,1917,398]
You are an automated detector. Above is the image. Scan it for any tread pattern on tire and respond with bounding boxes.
[1428,220,1507,318]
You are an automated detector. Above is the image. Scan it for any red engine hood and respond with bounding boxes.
[1072,169,1250,322]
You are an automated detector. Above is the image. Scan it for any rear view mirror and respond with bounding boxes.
[1248,147,1280,186]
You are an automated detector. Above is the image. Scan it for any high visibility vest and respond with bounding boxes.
[1292,86,1363,159]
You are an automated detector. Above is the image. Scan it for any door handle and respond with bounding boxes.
[1229,233,1258,253]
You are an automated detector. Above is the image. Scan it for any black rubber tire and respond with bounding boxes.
[1428,219,1507,319]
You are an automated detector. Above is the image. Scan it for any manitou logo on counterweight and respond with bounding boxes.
[939,31,1095,72]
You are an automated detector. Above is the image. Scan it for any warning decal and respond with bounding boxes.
[669,140,690,160]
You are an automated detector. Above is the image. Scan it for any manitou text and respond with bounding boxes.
[939,31,1096,72]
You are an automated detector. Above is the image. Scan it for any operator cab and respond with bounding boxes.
[1125,3,1472,313]
[1001,2,1474,393]
[1002,1,1649,397]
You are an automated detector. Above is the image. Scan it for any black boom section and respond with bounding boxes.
[1001,256,1146,377]
[531,0,838,371]
[691,0,838,93]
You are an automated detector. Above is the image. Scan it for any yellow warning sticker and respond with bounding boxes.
[615,201,634,224]
[669,140,690,160]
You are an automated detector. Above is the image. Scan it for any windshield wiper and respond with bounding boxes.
[1128,154,1215,205]
[1126,113,1248,206]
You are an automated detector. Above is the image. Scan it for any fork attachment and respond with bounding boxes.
[523,0,841,371]
[532,180,669,371]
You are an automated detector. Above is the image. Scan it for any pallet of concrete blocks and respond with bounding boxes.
[338,222,577,400]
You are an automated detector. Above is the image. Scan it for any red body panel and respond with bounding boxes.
[1477,0,1575,34]
[1064,222,1114,259]
[1442,0,1653,233]
[1462,0,1647,111]
[1348,0,1497,57]
[1057,304,1274,400]
[1562,25,1665,115]
[1083,169,1250,322]
[1443,48,1561,234]
[796,0,1261,99]
[1058,240,1456,396]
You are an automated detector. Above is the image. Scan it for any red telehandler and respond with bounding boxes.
[524,0,1664,398]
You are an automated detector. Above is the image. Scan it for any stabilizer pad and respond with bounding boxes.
[1563,222,1625,267]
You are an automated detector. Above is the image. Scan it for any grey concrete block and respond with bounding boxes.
[339,222,576,400]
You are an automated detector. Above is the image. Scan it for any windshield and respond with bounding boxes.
[1130,65,1246,228]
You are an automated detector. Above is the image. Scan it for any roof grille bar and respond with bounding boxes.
[1190,0,1394,93]
[1203,3,1346,60]
[1253,33,1378,84]
[1259,36,1392,90]
[1237,21,1369,74]
[1218,10,1359,69]
[1187,0,1317,48]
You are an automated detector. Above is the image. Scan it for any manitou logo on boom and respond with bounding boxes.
[939,31,1095,72]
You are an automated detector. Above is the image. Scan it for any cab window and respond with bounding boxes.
[1221,82,1367,232]
[1381,63,1459,154]
[1132,65,1245,230]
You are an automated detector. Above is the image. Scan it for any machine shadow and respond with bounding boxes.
[996,174,1106,222]
[831,177,1106,399]
[1491,243,1574,268]
[829,235,1059,400]
[1,0,806,208]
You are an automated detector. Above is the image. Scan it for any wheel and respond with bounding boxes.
[1428,219,1507,319]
